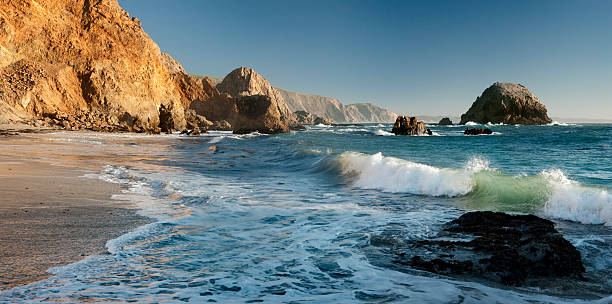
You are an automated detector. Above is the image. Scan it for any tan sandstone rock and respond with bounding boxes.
[217,67,297,127]
[0,0,209,132]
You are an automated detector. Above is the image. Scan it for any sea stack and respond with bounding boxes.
[460,82,552,125]
[391,116,428,135]
[439,117,453,125]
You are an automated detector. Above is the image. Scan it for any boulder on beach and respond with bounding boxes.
[438,117,453,125]
[464,128,493,135]
[460,82,552,125]
[391,116,428,136]
[372,211,585,286]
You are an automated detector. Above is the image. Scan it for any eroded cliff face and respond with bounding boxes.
[0,0,214,132]
[217,67,297,127]
[277,88,397,123]
[460,82,552,125]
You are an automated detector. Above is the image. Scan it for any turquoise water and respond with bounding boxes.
[2,123,612,303]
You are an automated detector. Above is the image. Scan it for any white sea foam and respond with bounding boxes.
[338,152,612,226]
[373,129,395,136]
[338,152,477,196]
[541,169,612,226]
[547,121,572,126]
[464,121,479,126]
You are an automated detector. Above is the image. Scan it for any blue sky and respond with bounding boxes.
[119,0,612,119]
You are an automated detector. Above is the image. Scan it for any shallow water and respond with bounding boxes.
[2,124,612,303]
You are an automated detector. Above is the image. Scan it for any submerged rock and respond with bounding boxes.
[377,211,585,286]
[438,117,453,125]
[391,116,428,136]
[460,82,552,125]
[464,128,493,135]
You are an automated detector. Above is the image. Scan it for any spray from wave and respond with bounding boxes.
[336,152,612,226]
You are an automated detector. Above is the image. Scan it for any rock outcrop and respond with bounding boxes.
[460,82,552,125]
[391,116,429,136]
[0,0,215,132]
[216,67,297,128]
[277,88,398,123]
[371,211,585,287]
[190,68,293,134]
[464,128,493,135]
[438,117,453,125]
[0,1,291,135]
[294,110,334,125]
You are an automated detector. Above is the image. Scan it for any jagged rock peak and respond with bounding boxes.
[460,82,552,125]
[217,67,297,126]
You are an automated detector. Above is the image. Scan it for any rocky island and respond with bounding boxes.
[391,116,431,135]
[460,82,552,125]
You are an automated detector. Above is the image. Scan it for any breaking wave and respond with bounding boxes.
[336,152,612,226]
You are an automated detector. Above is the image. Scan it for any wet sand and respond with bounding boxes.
[0,128,150,290]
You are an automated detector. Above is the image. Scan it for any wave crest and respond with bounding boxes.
[336,152,612,226]
[338,152,475,197]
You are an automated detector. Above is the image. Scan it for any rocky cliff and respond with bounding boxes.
[0,0,207,131]
[217,67,297,127]
[276,88,397,123]
[460,82,552,125]
[0,0,289,134]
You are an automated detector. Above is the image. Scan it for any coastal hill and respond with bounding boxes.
[206,77,398,123]
[276,88,398,123]
[0,0,288,134]
[460,82,552,125]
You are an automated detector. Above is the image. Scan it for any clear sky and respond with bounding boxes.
[119,0,612,120]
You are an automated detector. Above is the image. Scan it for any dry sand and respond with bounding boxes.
[0,127,150,290]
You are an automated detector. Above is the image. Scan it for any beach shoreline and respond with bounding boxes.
[0,126,151,290]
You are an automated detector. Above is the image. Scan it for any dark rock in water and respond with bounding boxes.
[392,116,427,136]
[464,128,493,135]
[460,82,552,125]
[386,211,585,286]
[438,117,453,125]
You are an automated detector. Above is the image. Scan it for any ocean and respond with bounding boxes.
[2,123,611,303]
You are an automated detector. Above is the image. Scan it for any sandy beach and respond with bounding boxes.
[0,126,150,290]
